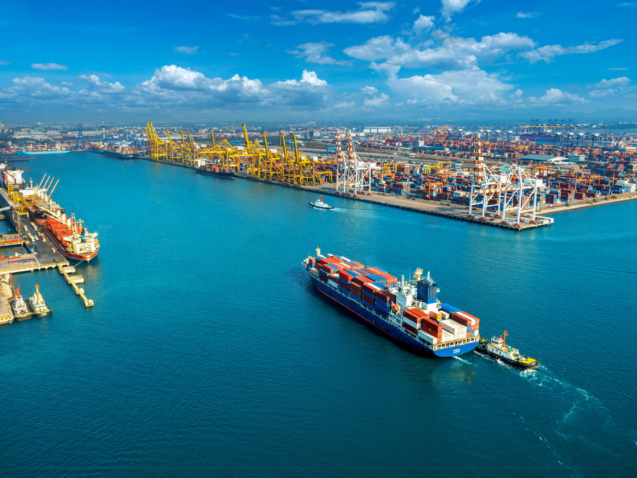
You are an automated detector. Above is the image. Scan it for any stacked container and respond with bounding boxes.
[451,311,480,338]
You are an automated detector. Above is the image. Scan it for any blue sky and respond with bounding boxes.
[0,0,635,123]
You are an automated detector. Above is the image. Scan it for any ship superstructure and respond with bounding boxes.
[303,250,480,357]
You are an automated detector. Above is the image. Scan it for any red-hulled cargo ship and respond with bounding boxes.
[303,250,480,357]
[43,214,99,262]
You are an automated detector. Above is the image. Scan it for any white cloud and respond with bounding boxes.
[510,89,524,103]
[0,77,72,102]
[441,0,473,22]
[276,2,395,26]
[270,15,299,26]
[520,39,622,63]
[345,32,535,73]
[288,42,351,66]
[32,63,68,71]
[226,14,259,22]
[335,101,355,108]
[0,67,335,112]
[608,67,629,71]
[0,61,11,66]
[413,15,435,33]
[517,12,539,19]
[592,76,630,88]
[589,89,616,98]
[59,81,74,87]
[78,74,125,94]
[360,86,378,95]
[387,67,512,105]
[173,46,199,54]
[529,88,587,105]
[587,76,630,98]
[364,93,389,107]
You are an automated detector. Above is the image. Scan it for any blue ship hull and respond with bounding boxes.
[311,276,478,358]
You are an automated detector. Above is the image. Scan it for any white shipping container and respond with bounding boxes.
[418,330,438,344]
[441,319,464,334]
[442,332,454,342]
[440,311,450,320]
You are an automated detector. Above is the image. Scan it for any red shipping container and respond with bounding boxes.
[362,283,382,294]
[339,271,354,282]
[452,311,479,326]
[362,295,374,305]
[375,290,392,302]
[403,322,417,334]
[421,325,442,339]
[404,307,427,318]
[352,276,374,287]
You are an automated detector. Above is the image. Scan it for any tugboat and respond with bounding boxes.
[28,284,51,318]
[11,287,32,321]
[476,330,538,369]
[309,196,334,210]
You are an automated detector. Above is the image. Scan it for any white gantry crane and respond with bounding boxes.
[468,136,544,225]
[335,130,377,195]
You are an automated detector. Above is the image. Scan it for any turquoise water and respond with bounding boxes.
[1,153,636,477]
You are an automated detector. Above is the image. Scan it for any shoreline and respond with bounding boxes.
[137,156,634,230]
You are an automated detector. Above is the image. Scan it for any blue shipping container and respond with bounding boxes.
[441,303,460,314]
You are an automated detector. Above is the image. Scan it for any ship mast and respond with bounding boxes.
[502,330,508,348]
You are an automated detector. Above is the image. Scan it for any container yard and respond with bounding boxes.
[141,122,637,231]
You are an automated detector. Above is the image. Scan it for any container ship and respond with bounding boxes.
[303,250,480,357]
[43,213,99,262]
[196,164,235,178]
[102,143,139,159]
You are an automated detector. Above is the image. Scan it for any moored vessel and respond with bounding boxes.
[309,196,334,210]
[476,331,538,369]
[28,284,51,318]
[43,213,99,262]
[303,250,480,357]
[11,287,32,321]
[196,165,235,178]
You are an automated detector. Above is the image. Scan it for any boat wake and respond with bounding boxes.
[491,364,636,477]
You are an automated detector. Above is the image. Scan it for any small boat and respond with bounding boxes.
[28,284,52,318]
[476,330,538,369]
[11,287,32,321]
[309,195,334,210]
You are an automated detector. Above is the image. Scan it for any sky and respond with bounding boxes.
[0,0,636,123]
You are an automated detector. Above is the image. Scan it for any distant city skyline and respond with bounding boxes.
[0,0,635,122]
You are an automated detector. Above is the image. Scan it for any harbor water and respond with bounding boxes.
[1,153,636,477]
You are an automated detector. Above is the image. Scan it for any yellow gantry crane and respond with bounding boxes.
[145,121,333,186]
